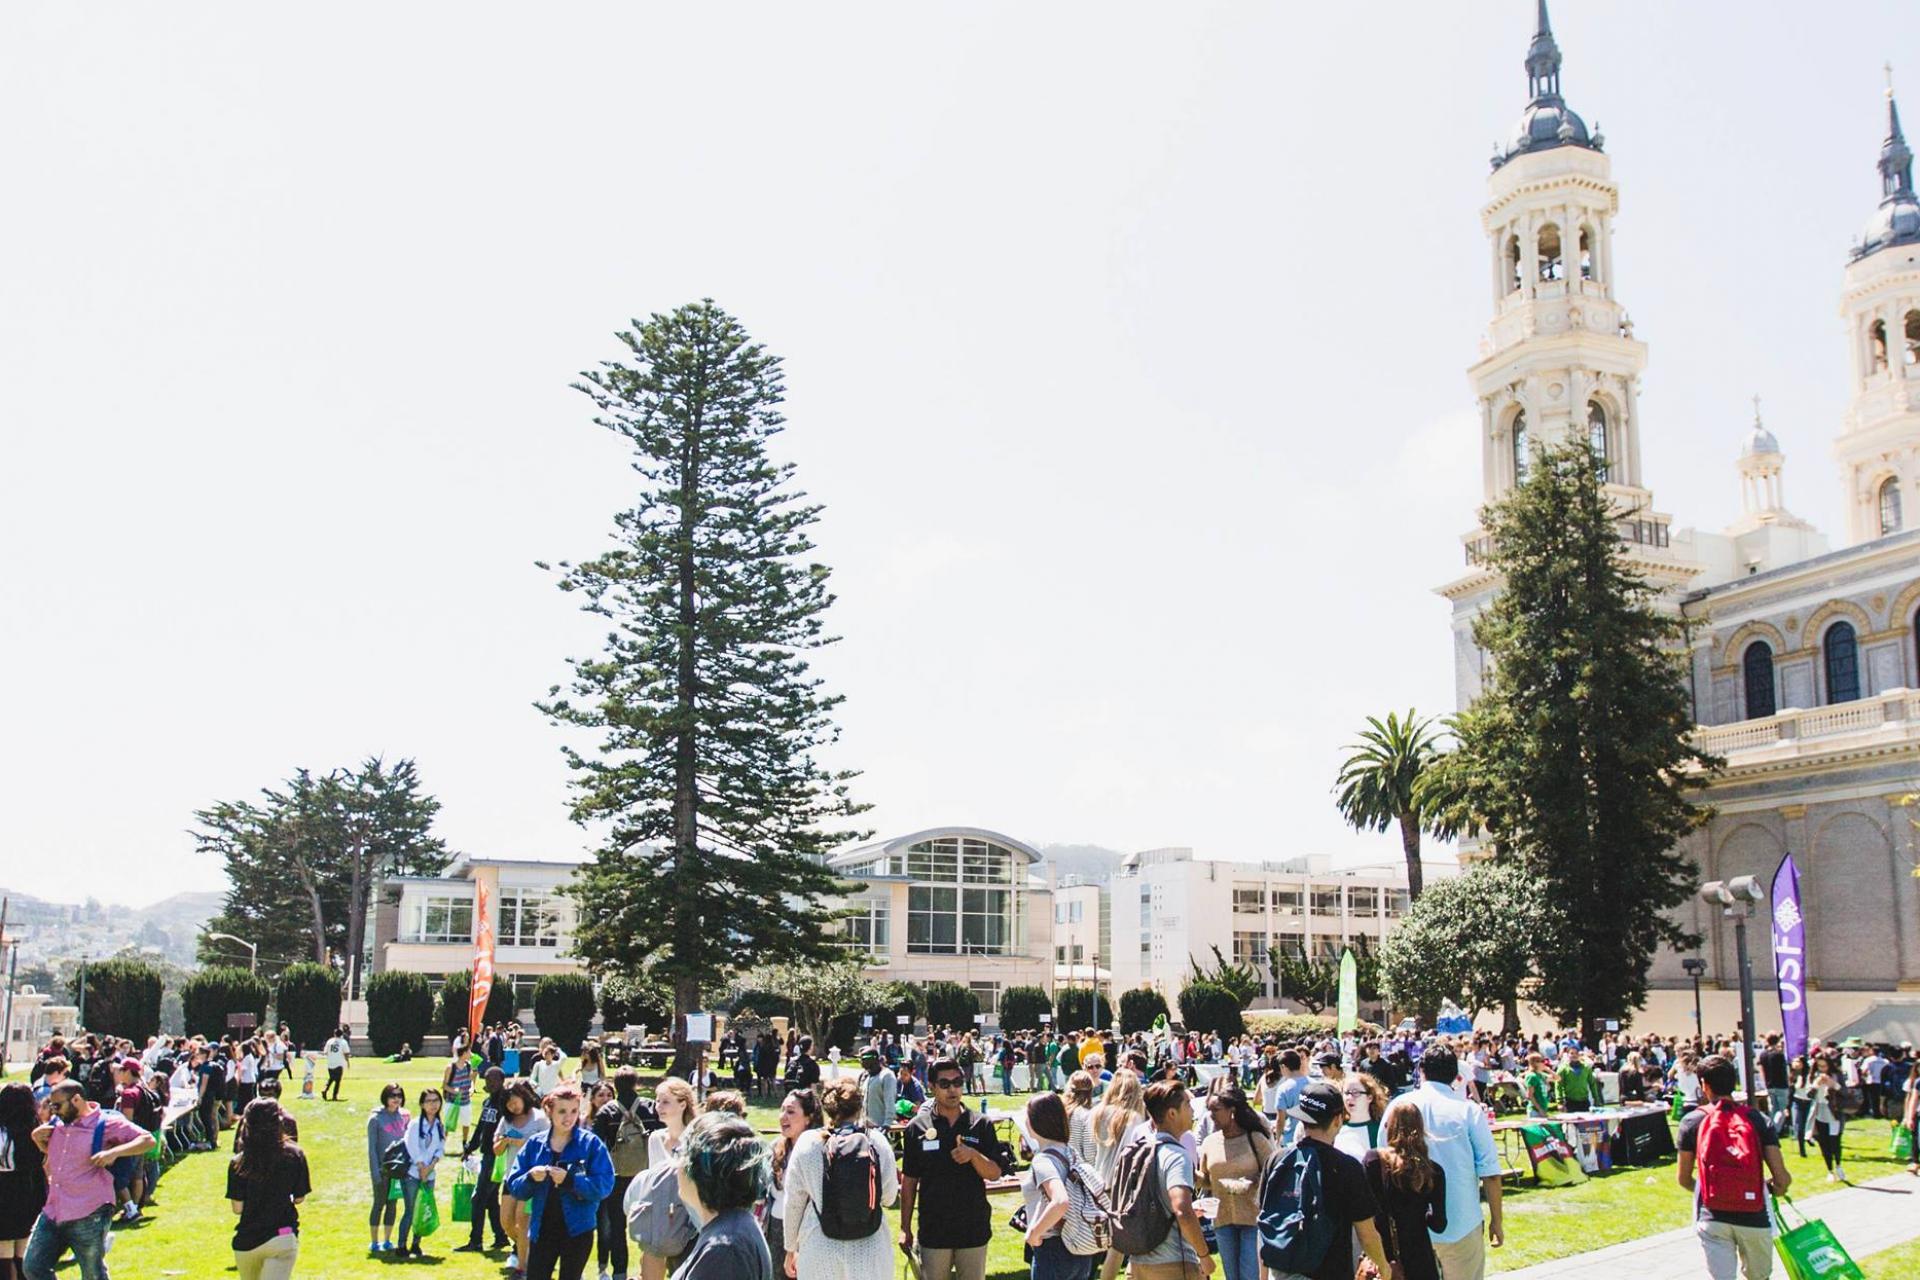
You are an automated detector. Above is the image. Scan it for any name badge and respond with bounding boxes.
[922,1137,942,1152]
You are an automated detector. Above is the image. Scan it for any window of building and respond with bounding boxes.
[1588,401,1609,482]
[1578,224,1596,281]
[1270,886,1304,913]
[1907,309,1920,367]
[498,889,563,948]
[1139,890,1152,928]
[1232,886,1265,912]
[1310,887,1342,915]
[1348,887,1379,916]
[1310,934,1343,960]
[1824,621,1861,704]
[403,894,473,945]
[1054,900,1084,924]
[1506,234,1522,293]
[1512,411,1530,484]
[1537,223,1563,281]
[1383,890,1409,918]
[903,838,1020,955]
[1232,931,1268,969]
[509,976,538,1011]
[842,896,889,955]
[1870,319,1890,374]
[1270,932,1306,961]
[1743,642,1776,719]
[1880,477,1904,536]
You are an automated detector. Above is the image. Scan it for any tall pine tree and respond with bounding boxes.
[1447,437,1715,1041]
[541,300,866,1074]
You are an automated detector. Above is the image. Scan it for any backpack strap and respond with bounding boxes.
[91,1116,109,1157]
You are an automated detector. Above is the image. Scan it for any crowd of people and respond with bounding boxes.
[2,1016,1917,1280]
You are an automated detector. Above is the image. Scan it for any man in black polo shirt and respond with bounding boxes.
[898,1056,1011,1280]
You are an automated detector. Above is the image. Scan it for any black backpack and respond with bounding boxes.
[1257,1141,1336,1273]
[817,1124,883,1241]
[1107,1134,1175,1256]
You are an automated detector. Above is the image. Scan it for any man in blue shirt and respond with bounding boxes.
[1270,1051,1308,1145]
[1380,1044,1504,1280]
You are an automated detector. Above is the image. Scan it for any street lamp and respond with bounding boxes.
[1681,957,1708,1040]
[1699,877,1766,1100]
[204,932,258,973]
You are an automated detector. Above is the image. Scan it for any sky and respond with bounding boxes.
[3,2,1914,907]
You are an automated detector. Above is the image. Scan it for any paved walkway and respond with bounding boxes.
[1503,1173,1919,1277]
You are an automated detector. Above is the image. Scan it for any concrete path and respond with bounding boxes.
[1501,1173,1919,1277]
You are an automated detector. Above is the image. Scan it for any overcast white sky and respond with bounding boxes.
[3,3,1913,907]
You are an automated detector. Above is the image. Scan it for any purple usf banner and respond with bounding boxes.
[1770,853,1809,1061]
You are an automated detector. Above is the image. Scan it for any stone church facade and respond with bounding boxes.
[1438,5,1920,1036]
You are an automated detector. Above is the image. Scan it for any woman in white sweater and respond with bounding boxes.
[396,1087,447,1259]
[782,1077,896,1280]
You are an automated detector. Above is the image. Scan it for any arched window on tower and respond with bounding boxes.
[1743,642,1776,719]
[1880,477,1904,536]
[1578,225,1595,282]
[1506,235,1522,293]
[1906,310,1920,367]
[1870,319,1890,374]
[1511,410,1530,486]
[1537,224,1563,282]
[1588,400,1610,483]
[1824,621,1860,704]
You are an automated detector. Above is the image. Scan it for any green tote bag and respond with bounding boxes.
[1773,1195,1863,1280]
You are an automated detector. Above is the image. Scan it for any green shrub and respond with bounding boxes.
[725,988,793,1020]
[997,986,1051,1033]
[828,983,919,1048]
[274,963,342,1048]
[180,966,271,1039]
[1176,981,1244,1039]
[1119,987,1169,1034]
[365,971,434,1055]
[74,958,164,1043]
[1239,1012,1384,1040]
[598,972,672,1033]
[922,981,979,1031]
[436,970,516,1039]
[533,973,597,1054]
[1053,986,1106,1031]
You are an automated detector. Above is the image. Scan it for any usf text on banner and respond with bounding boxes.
[469,880,495,1046]
[1770,853,1808,1062]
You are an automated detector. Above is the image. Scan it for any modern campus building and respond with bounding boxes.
[1438,5,1920,1037]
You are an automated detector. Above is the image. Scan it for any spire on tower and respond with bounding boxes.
[1853,67,1920,260]
[1493,0,1600,170]
[1526,0,1563,102]
[1881,73,1914,200]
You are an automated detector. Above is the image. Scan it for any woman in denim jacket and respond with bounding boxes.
[506,1082,616,1280]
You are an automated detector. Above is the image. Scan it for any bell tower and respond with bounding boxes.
[1835,78,1920,544]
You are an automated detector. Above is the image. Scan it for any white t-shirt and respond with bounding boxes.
[325,1037,350,1069]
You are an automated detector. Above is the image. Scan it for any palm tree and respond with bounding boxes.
[1334,710,1442,902]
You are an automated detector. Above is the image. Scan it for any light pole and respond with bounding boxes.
[203,932,258,973]
[1700,877,1766,1100]
[1681,957,1707,1041]
[76,954,87,1031]
[1090,951,1101,1032]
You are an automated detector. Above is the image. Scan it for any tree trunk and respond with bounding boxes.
[1502,992,1520,1036]
[344,826,369,1000]
[1397,809,1425,902]
[668,348,708,1085]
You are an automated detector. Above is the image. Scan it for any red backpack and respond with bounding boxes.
[1696,1100,1765,1214]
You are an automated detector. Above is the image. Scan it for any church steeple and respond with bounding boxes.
[1526,0,1562,102]
[1495,0,1602,170]
[1881,85,1913,201]
[1855,74,1920,261]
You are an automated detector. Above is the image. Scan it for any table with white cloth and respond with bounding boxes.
[1490,1102,1675,1179]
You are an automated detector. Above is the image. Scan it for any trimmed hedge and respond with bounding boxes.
[181,965,271,1039]
[365,970,434,1055]
[922,981,979,1031]
[274,963,342,1048]
[1242,1011,1384,1041]
[74,958,163,1043]
[438,970,516,1039]
[1119,987,1169,1035]
[997,986,1051,1033]
[1176,981,1244,1039]
[533,973,596,1054]
[1053,986,1103,1031]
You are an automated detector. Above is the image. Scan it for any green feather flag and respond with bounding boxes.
[1337,949,1359,1033]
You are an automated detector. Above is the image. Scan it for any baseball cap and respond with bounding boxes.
[1314,1052,1341,1069]
[1286,1081,1344,1129]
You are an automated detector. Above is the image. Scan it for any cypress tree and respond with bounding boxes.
[541,301,866,1074]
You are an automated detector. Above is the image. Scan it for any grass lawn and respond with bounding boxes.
[1861,1234,1920,1279]
[71,1058,1913,1278]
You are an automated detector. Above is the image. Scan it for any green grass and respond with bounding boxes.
[1861,1234,1920,1280]
[75,1061,1915,1278]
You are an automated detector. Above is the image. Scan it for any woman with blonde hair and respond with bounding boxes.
[1362,1105,1447,1280]
[782,1077,896,1280]
[1088,1071,1145,1280]
[1064,1071,1098,1166]
[630,1077,700,1280]
[1334,1073,1392,1158]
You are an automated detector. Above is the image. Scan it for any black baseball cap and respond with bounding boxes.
[1287,1081,1344,1129]
[1313,1052,1341,1069]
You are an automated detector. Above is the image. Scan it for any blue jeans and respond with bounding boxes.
[1030,1235,1093,1280]
[397,1174,431,1248]
[24,1206,112,1280]
[1213,1224,1260,1280]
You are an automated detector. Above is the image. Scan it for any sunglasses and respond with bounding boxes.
[933,1077,965,1089]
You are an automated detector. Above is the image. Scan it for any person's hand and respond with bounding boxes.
[784,1251,798,1278]
[549,1165,568,1185]
[493,1137,509,1156]
[1487,1217,1504,1249]
[897,1229,913,1254]
[1194,1251,1215,1275]
[528,1165,548,1182]
[950,1143,976,1166]
[89,1151,116,1169]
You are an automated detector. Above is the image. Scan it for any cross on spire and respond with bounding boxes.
[1753,393,1763,424]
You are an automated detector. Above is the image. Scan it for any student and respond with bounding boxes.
[1261,1082,1389,1280]
[1120,1080,1218,1280]
[1378,1045,1502,1280]
[1195,1081,1272,1280]
[1361,1105,1447,1280]
[1,1082,50,1280]
[321,1028,352,1102]
[505,1083,616,1280]
[396,1087,447,1259]
[498,1080,551,1272]
[1677,1054,1791,1280]
[764,1089,821,1268]
[1807,1056,1847,1183]
[629,1078,697,1280]
[898,1057,1011,1280]
[21,1082,156,1280]
[366,1083,411,1254]
[1021,1092,1099,1280]
[670,1113,773,1280]
[444,1050,475,1148]
[1520,1053,1554,1118]
[590,1067,659,1280]
[782,1076,896,1280]
[456,1068,512,1256]
[227,1097,312,1280]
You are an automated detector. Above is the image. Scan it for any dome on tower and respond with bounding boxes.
[1854,87,1920,260]
[1742,418,1779,458]
[1492,1,1604,170]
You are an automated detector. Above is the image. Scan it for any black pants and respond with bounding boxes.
[1814,1123,1843,1171]
[598,1173,633,1276]
[527,1225,596,1280]
[196,1090,220,1146]
[371,1176,398,1230]
[324,1066,344,1099]
[468,1161,507,1248]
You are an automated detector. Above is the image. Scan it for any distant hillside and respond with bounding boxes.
[0,886,223,968]
[1036,843,1126,885]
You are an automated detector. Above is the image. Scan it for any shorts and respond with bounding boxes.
[113,1158,137,1192]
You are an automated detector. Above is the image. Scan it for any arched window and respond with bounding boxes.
[1511,410,1530,485]
[1743,642,1776,719]
[1506,235,1522,293]
[1870,319,1890,373]
[1537,224,1563,282]
[1578,225,1595,281]
[1907,310,1920,367]
[1588,400,1610,482]
[1880,477,1904,535]
[1824,621,1860,704]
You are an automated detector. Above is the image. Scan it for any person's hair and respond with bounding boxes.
[772,1089,822,1186]
[927,1057,963,1086]
[798,1036,814,1052]
[257,1074,282,1099]
[380,1082,406,1106]
[1026,1091,1069,1143]
[1280,1051,1302,1072]
[702,1090,747,1117]
[591,1081,616,1106]
[1698,1055,1740,1097]
[47,1081,85,1107]
[654,1078,697,1126]
[41,1055,69,1076]
[1352,1072,1390,1118]
[0,1083,36,1153]
[820,1076,864,1125]
[503,1079,539,1117]
[1081,1053,1105,1073]
[1205,1077,1270,1140]
[579,1042,602,1067]
[543,1082,583,1116]
[675,1112,770,1212]
[1144,1079,1187,1126]
[232,1096,300,1182]
[1525,1052,1546,1068]
[1379,1103,1438,1193]
[614,1066,640,1101]
[1093,1070,1146,1145]
[1421,1045,1459,1085]
[1065,1071,1095,1114]
[417,1087,445,1135]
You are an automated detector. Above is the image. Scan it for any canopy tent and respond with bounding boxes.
[1817,1000,1920,1047]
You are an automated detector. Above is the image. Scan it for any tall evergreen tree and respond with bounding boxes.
[1447,438,1715,1041]
[541,300,866,1075]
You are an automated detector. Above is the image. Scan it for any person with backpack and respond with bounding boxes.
[898,1056,1011,1280]
[21,1081,155,1280]
[1108,1079,1213,1280]
[366,1083,411,1255]
[1022,1092,1107,1280]
[781,1076,896,1280]
[627,1078,698,1280]
[592,1068,661,1280]
[1254,1082,1388,1280]
[1677,1054,1791,1280]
